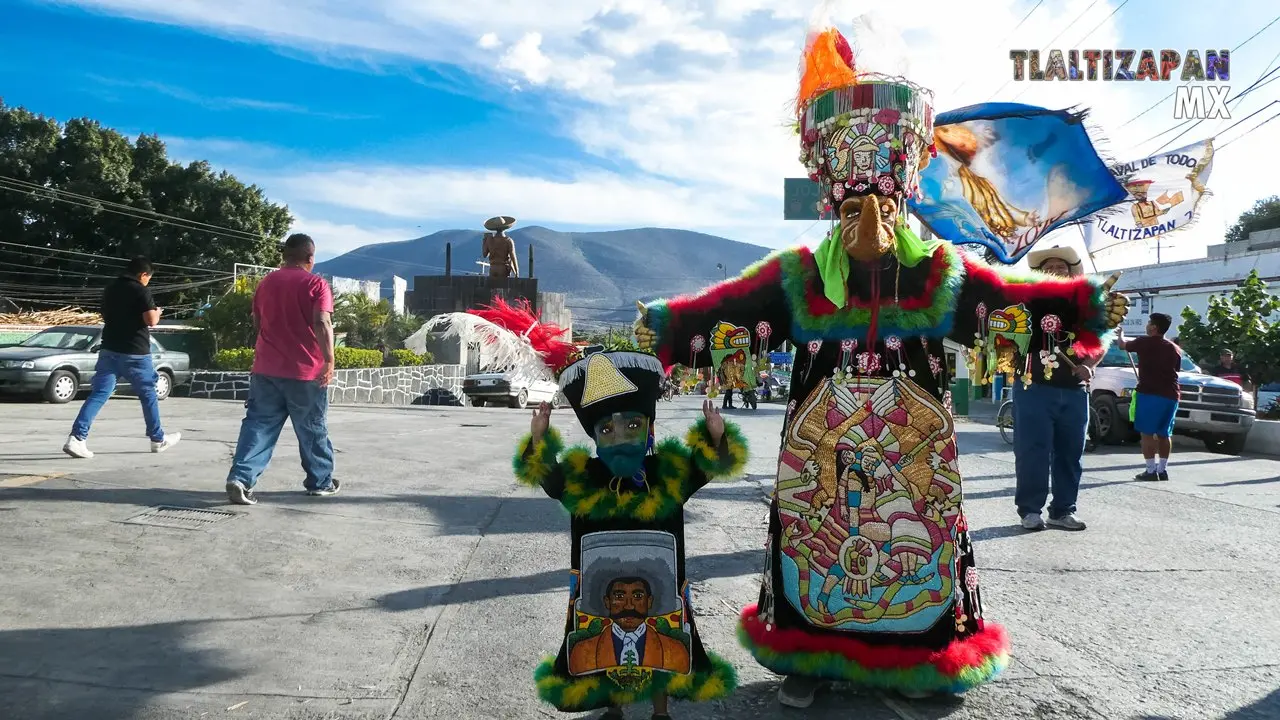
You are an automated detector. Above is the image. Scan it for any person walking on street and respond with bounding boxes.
[63,256,181,458]
[1012,246,1100,532]
[1119,314,1181,482]
[225,233,339,505]
[1209,349,1247,387]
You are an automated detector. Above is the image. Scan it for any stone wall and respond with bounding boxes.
[187,365,465,406]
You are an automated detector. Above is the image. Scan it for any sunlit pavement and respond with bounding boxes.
[1,396,1277,719]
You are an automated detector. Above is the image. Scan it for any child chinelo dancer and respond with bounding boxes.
[516,349,744,719]
[423,299,743,718]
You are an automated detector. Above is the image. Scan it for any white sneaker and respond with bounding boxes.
[63,435,93,459]
[1021,513,1046,531]
[150,433,181,453]
[1047,513,1087,531]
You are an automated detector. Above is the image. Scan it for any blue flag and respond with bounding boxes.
[909,103,1126,264]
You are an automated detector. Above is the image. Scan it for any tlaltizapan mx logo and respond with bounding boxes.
[1009,49,1230,120]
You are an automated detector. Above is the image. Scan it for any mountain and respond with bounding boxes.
[313,226,775,325]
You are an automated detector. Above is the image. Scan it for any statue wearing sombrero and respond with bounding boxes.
[483,215,520,278]
[632,14,1131,707]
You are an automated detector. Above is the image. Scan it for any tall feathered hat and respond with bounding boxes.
[558,351,664,435]
[417,297,577,379]
[796,15,935,213]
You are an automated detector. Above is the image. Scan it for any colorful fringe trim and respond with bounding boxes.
[737,604,1009,694]
[684,419,748,481]
[513,429,565,489]
[533,651,738,711]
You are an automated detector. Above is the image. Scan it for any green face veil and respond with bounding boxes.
[594,411,651,479]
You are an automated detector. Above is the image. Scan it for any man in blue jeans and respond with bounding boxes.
[63,256,181,458]
[1012,247,1100,532]
[225,233,338,505]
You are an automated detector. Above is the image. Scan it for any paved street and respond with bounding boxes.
[1,396,1277,720]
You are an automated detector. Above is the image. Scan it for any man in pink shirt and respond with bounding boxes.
[225,233,339,505]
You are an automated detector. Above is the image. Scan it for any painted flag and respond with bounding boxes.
[1084,139,1214,255]
[909,103,1127,264]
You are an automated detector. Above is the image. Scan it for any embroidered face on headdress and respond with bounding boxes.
[797,25,935,261]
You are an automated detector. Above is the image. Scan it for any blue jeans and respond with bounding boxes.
[1012,382,1088,519]
[227,373,335,491]
[71,349,164,442]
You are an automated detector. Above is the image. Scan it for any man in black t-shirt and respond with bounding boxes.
[1012,246,1100,532]
[63,256,181,458]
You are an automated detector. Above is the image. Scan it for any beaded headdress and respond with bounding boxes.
[797,25,935,214]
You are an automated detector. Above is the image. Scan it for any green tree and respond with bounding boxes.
[1177,270,1280,388]
[0,100,292,307]
[333,293,391,349]
[197,276,259,353]
[1226,195,1280,243]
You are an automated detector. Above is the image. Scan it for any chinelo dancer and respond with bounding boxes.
[631,14,1130,708]
[426,299,742,719]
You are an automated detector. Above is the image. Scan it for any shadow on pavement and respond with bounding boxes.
[0,619,245,720]
[376,548,763,612]
[1224,688,1280,719]
[1203,476,1280,488]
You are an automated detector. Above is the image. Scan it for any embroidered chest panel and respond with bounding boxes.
[774,375,963,633]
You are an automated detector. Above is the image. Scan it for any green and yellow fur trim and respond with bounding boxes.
[513,428,565,489]
[533,652,738,711]
[685,418,748,480]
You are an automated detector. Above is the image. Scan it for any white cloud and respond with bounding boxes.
[68,0,1280,268]
[289,215,420,258]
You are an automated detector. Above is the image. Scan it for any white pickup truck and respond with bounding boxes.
[1090,344,1255,455]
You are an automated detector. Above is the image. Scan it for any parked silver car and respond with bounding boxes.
[0,326,192,403]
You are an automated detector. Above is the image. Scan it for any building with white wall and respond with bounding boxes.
[1110,228,1280,341]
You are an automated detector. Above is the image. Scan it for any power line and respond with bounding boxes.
[950,0,1046,97]
[1119,11,1280,128]
[1153,99,1277,154]
[986,0,1104,102]
[0,174,270,243]
[1135,64,1280,151]
[1218,106,1280,150]
[0,240,232,276]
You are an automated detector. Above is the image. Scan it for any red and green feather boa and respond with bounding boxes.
[738,604,1010,694]
[644,243,1113,356]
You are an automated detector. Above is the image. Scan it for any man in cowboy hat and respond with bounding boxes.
[482,215,519,279]
[1013,245,1098,532]
[1125,179,1170,229]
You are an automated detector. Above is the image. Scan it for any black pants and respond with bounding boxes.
[722,389,734,408]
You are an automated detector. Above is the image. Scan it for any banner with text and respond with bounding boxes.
[1085,139,1214,254]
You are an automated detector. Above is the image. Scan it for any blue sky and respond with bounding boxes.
[3,0,1279,265]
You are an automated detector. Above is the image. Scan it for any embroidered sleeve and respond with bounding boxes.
[642,252,792,367]
[513,429,567,499]
[952,253,1114,360]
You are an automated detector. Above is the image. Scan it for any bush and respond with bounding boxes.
[383,349,434,367]
[213,347,255,371]
[334,347,383,369]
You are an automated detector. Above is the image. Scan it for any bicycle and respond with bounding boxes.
[997,384,1104,452]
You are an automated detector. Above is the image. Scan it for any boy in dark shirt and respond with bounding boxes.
[1119,313,1181,481]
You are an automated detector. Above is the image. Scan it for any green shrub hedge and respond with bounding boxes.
[334,347,382,369]
[211,347,400,371]
[383,349,434,367]
[212,348,255,371]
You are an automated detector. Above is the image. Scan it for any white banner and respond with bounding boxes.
[1085,139,1213,254]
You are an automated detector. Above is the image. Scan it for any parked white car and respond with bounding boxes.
[462,369,562,409]
[1090,344,1255,455]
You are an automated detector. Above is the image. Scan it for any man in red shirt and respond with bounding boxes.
[1118,313,1181,482]
[225,233,339,505]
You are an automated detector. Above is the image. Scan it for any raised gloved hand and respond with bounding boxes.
[633,301,658,350]
[1102,272,1130,329]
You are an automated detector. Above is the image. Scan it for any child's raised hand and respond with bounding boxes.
[531,402,552,440]
[702,399,725,446]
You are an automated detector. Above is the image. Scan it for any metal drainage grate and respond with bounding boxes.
[120,505,239,530]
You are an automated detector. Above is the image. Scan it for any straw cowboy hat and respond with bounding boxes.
[484,215,517,232]
[1027,245,1084,276]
